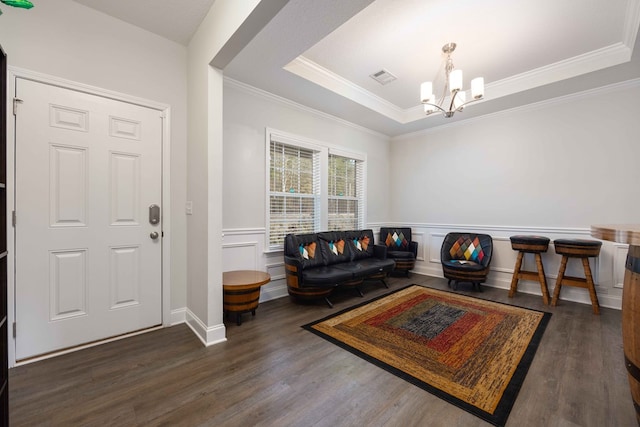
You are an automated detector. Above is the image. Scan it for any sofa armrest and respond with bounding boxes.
[373,244,388,260]
[284,255,303,285]
[409,241,418,258]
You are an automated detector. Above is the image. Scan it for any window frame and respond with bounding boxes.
[265,128,367,251]
[327,151,366,232]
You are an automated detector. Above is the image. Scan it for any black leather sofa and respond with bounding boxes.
[284,229,395,307]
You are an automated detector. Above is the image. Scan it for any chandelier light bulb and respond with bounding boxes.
[420,82,433,103]
[471,77,485,99]
[449,69,463,93]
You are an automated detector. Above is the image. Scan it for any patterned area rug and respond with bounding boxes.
[303,285,551,427]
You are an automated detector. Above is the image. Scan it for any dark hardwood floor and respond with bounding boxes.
[9,275,636,426]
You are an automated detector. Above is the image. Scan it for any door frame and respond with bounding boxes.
[6,67,172,367]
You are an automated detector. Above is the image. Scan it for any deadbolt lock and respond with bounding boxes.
[149,204,160,225]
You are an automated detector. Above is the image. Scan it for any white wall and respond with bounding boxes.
[186,0,283,345]
[0,0,188,309]
[389,80,640,309]
[223,79,391,229]
[222,79,391,300]
[390,81,640,226]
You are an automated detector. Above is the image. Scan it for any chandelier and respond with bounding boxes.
[420,42,484,118]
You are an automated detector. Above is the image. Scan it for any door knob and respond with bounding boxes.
[150,231,159,240]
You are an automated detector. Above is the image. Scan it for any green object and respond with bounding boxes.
[1,0,34,9]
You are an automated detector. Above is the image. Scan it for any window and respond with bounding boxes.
[328,153,364,231]
[268,140,320,247]
[266,129,366,249]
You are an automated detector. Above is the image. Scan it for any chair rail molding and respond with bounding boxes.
[222,228,288,302]
[227,223,623,309]
[374,222,624,310]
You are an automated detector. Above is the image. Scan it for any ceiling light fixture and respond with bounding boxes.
[420,42,484,118]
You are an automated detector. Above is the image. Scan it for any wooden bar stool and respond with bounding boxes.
[551,239,602,314]
[509,235,551,304]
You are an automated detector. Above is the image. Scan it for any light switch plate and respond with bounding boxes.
[185,201,193,215]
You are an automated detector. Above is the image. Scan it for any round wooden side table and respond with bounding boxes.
[222,270,271,326]
[591,224,640,424]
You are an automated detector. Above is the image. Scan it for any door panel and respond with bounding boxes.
[50,144,87,226]
[15,78,162,360]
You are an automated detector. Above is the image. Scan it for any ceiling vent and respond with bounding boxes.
[369,69,397,85]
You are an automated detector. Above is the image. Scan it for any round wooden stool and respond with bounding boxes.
[509,235,551,304]
[551,239,602,314]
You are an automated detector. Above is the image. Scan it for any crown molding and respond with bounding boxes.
[393,77,640,140]
[223,76,388,139]
[623,0,640,50]
[282,40,634,126]
[383,222,592,235]
[486,43,632,100]
[284,56,407,122]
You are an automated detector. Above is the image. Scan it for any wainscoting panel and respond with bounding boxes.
[222,225,625,310]
[613,244,628,290]
[413,231,426,262]
[221,241,259,271]
[370,223,624,310]
[222,229,288,303]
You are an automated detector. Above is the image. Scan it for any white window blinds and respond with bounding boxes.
[328,153,364,231]
[268,140,320,246]
[266,129,367,250]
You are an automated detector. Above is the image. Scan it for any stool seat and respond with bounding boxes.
[509,235,551,304]
[554,239,602,257]
[552,239,602,314]
[510,235,550,253]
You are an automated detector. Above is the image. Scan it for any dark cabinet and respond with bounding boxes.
[0,44,8,426]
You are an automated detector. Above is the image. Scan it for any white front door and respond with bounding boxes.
[14,78,163,360]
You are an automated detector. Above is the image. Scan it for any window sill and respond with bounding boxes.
[264,248,284,255]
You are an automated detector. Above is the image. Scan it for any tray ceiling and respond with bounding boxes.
[74,0,640,136]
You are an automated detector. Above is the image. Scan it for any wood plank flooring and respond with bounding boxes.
[8,275,636,426]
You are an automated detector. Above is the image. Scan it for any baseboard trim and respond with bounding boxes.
[170,308,186,325]
[412,271,621,310]
[185,308,227,347]
[260,282,288,302]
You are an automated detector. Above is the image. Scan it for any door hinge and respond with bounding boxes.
[12,211,16,227]
[13,322,16,338]
[13,97,23,115]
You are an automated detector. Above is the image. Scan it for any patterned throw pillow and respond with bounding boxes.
[328,240,345,256]
[385,231,408,249]
[299,242,317,260]
[352,236,370,252]
[449,236,485,262]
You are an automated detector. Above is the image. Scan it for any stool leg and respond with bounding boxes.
[581,257,600,315]
[535,253,550,305]
[509,252,524,298]
[551,255,568,306]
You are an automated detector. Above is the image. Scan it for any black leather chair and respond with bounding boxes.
[379,227,418,276]
[441,232,493,291]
